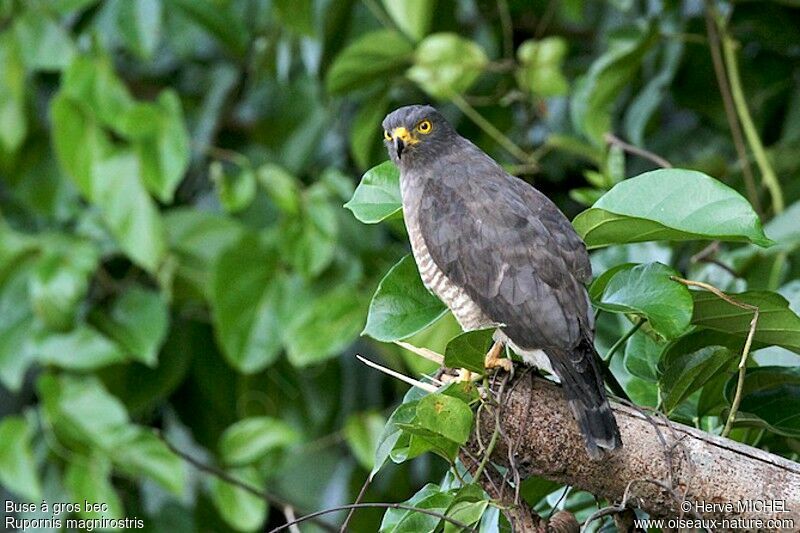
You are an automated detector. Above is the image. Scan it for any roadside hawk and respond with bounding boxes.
[382,104,622,459]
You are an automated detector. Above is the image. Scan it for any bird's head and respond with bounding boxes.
[382,105,455,168]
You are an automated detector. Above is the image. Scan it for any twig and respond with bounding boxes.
[339,475,372,532]
[450,93,537,166]
[393,341,444,365]
[604,133,672,169]
[160,436,338,533]
[669,276,760,437]
[717,12,784,214]
[703,2,762,217]
[496,0,513,59]
[474,413,501,482]
[282,506,301,533]
[356,355,437,393]
[603,318,644,362]
[690,241,739,278]
[266,502,476,533]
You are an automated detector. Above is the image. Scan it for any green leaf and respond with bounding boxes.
[273,0,315,35]
[659,345,734,413]
[13,11,76,71]
[350,94,390,170]
[257,164,301,215]
[444,498,488,533]
[109,427,185,495]
[373,401,417,475]
[210,466,268,532]
[691,290,800,354]
[724,366,800,437]
[212,161,256,214]
[166,0,249,56]
[382,0,434,42]
[592,262,693,339]
[91,151,168,273]
[573,169,773,249]
[415,393,473,445]
[326,30,413,94]
[363,255,447,342]
[211,234,283,373]
[38,373,129,449]
[0,416,42,501]
[132,91,190,203]
[344,411,387,471]
[0,259,37,392]
[29,240,99,331]
[571,24,658,143]
[285,286,365,367]
[764,199,800,251]
[0,33,27,152]
[444,329,493,374]
[345,161,402,224]
[90,287,170,366]
[117,0,162,59]
[283,184,338,278]
[516,37,569,97]
[35,325,126,370]
[219,417,299,467]
[381,483,454,533]
[407,33,488,100]
[623,330,662,382]
[64,455,124,519]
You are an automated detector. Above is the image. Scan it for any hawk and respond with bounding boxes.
[382,105,622,459]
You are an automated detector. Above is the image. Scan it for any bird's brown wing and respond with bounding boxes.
[417,170,592,352]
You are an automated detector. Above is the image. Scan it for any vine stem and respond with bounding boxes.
[712,6,784,214]
[603,318,644,362]
[450,93,537,166]
[474,416,501,482]
[669,276,760,438]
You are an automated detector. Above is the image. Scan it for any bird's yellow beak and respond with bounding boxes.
[391,127,419,145]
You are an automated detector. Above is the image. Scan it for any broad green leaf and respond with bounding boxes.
[110,427,185,495]
[571,24,658,143]
[210,466,268,532]
[363,255,447,342]
[166,0,249,56]
[211,234,283,373]
[764,199,800,251]
[13,11,76,71]
[350,94,390,170]
[91,151,167,273]
[444,329,494,374]
[516,37,569,97]
[407,33,488,100]
[117,0,162,59]
[444,499,488,533]
[326,30,413,94]
[0,416,42,501]
[659,345,734,413]
[283,184,338,278]
[219,417,299,467]
[623,329,663,382]
[38,373,129,449]
[0,33,27,152]
[90,287,169,366]
[592,262,692,339]
[724,366,800,437]
[211,161,256,214]
[257,164,301,215]
[64,456,124,519]
[382,0,434,41]
[29,240,99,331]
[573,169,773,248]
[415,393,473,445]
[285,286,364,367]
[690,290,800,354]
[60,55,134,130]
[344,411,387,471]
[373,401,418,475]
[345,161,402,223]
[381,483,454,533]
[273,0,315,35]
[0,260,37,392]
[35,325,126,370]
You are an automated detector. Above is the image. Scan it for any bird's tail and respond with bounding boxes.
[549,342,622,460]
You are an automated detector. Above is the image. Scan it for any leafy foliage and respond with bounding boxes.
[1,1,799,531]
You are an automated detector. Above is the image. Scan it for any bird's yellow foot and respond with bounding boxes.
[456,369,473,382]
[484,341,513,372]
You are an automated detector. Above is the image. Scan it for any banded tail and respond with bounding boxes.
[549,341,622,460]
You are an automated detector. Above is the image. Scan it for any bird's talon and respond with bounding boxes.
[484,340,512,373]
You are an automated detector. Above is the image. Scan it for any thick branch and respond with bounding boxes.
[475,375,800,530]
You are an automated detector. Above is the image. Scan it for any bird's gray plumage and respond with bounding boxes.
[383,105,621,458]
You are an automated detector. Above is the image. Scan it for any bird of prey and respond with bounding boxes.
[382,104,621,459]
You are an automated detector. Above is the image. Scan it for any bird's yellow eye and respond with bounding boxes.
[384,130,392,141]
[416,119,432,134]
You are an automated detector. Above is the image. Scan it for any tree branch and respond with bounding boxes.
[473,374,800,529]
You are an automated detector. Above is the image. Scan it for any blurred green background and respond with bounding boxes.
[1,0,799,531]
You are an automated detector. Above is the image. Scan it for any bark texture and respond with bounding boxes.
[476,374,800,531]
